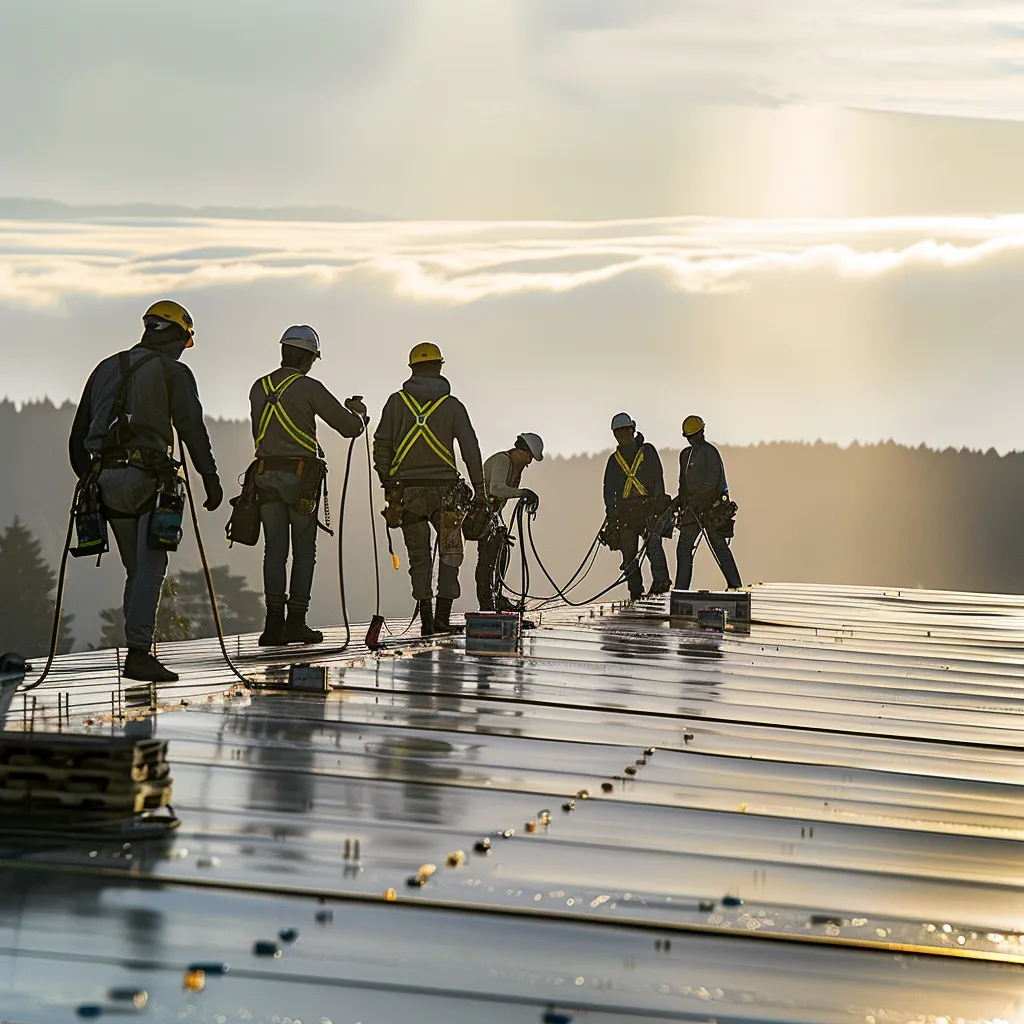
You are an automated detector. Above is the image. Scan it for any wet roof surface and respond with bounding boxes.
[2,583,1023,1023]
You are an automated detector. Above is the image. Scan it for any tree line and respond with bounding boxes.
[0,518,262,658]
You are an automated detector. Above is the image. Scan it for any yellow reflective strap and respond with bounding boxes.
[389,391,455,474]
[254,373,318,454]
[615,448,648,498]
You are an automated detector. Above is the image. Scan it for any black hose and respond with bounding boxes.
[365,429,382,617]
[335,435,359,652]
[524,510,651,608]
[180,452,253,687]
[20,480,82,692]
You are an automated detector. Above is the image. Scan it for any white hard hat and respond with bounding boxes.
[610,412,635,431]
[516,432,545,462]
[280,324,321,359]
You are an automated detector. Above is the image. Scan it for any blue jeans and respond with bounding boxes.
[99,467,168,651]
[620,527,670,599]
[258,473,318,613]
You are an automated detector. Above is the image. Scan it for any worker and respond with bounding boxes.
[602,413,672,601]
[373,343,485,636]
[671,415,742,590]
[475,433,544,611]
[249,325,367,646]
[68,300,222,683]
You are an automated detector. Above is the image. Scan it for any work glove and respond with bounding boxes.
[521,488,540,512]
[345,396,369,423]
[202,473,224,512]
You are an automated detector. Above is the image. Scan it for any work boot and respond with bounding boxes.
[123,648,178,683]
[418,599,434,637]
[258,608,286,647]
[434,597,461,635]
[647,579,672,597]
[283,605,324,645]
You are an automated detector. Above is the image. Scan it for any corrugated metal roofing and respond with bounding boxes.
[1,583,1023,1023]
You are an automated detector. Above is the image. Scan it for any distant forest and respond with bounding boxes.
[2,398,1022,649]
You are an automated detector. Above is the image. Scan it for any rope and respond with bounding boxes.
[179,451,253,687]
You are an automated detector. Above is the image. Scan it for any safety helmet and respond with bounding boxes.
[682,414,705,436]
[610,412,635,432]
[144,300,194,348]
[409,342,444,366]
[516,432,545,462]
[280,324,321,359]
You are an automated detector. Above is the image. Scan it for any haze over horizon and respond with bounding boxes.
[3,0,1024,455]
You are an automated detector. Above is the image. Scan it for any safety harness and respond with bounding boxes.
[255,373,319,454]
[614,447,648,498]
[389,391,454,475]
[251,372,332,534]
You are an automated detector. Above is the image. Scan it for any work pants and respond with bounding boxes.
[619,527,671,600]
[99,467,168,652]
[396,485,463,601]
[257,471,318,614]
[475,526,508,610]
[674,520,741,590]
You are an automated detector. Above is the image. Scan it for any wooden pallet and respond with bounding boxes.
[0,733,173,818]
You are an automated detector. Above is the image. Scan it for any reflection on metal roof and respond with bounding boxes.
[2,583,1023,1022]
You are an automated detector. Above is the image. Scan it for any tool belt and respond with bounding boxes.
[256,455,327,517]
[678,496,738,537]
[383,478,472,566]
[100,446,175,473]
[382,478,468,528]
[610,493,671,533]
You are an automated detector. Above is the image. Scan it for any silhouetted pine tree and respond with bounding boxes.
[0,518,74,657]
[97,576,192,648]
[177,566,263,637]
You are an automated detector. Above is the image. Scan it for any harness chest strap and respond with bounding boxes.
[255,373,319,454]
[389,391,456,474]
[615,448,648,498]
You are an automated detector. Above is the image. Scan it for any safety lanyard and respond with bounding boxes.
[615,447,648,498]
[389,391,454,474]
[254,373,319,454]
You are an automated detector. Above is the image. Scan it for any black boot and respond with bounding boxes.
[258,607,286,647]
[123,648,178,683]
[283,604,324,645]
[434,597,461,634]
[418,598,434,637]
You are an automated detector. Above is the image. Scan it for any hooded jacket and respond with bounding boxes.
[68,333,216,479]
[602,433,666,511]
[678,438,729,511]
[373,374,484,489]
[249,367,364,459]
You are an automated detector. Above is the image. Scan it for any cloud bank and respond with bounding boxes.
[4,214,1024,309]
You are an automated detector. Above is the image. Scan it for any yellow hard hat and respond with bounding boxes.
[144,300,195,348]
[409,341,443,366]
[682,415,705,436]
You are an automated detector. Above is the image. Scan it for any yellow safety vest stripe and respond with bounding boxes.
[389,391,455,474]
[254,374,319,454]
[614,448,648,498]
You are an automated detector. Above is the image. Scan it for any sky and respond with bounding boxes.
[2,0,1024,454]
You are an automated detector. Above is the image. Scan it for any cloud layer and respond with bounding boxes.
[5,213,1024,309]
[3,212,1024,458]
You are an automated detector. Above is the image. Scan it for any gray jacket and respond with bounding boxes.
[483,451,528,515]
[69,340,216,478]
[678,439,729,511]
[373,374,484,489]
[249,367,364,459]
